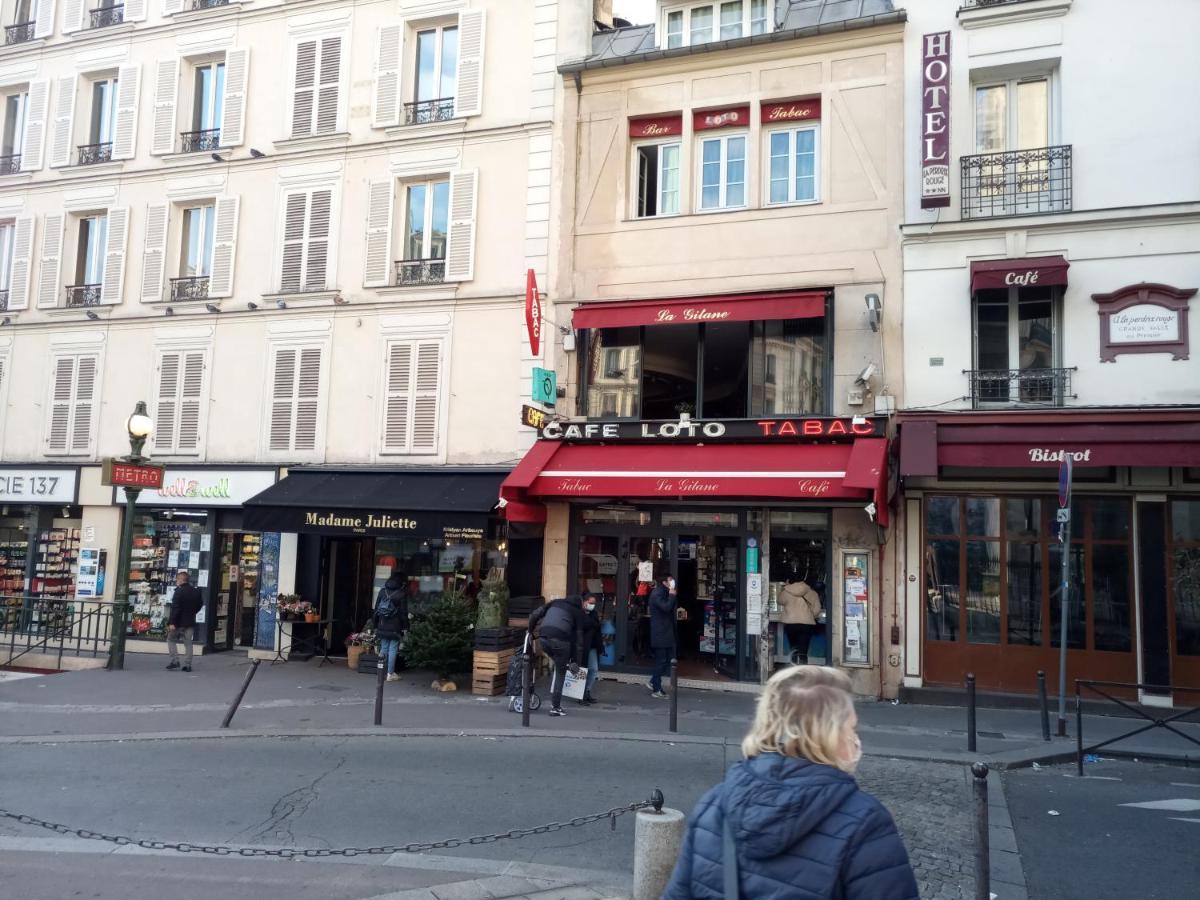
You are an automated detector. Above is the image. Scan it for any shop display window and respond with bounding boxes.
[217,532,262,649]
[1171,500,1200,658]
[1,506,83,634]
[373,531,505,613]
[127,510,212,641]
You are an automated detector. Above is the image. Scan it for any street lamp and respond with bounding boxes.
[107,402,154,671]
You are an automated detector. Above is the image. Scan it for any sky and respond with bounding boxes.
[615,0,657,25]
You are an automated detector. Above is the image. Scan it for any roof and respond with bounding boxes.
[571,0,903,72]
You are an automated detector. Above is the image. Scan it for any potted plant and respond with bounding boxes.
[345,622,378,671]
[405,587,474,691]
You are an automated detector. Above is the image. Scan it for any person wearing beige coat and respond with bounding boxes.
[779,578,823,660]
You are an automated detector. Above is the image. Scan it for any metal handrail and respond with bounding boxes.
[0,290,8,311]
[76,142,113,165]
[960,0,1036,8]
[65,284,103,307]
[188,0,228,8]
[394,258,447,285]
[3,21,36,44]
[88,4,124,29]
[1,596,115,670]
[965,366,1076,407]
[961,144,1072,219]
[0,153,21,174]
[403,98,456,126]
[1075,679,1200,775]
[170,276,210,301]
[180,128,221,152]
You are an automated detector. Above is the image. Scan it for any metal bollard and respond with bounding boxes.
[220,659,260,728]
[1075,685,1084,777]
[521,649,532,728]
[669,658,679,734]
[971,762,990,900]
[966,673,977,753]
[374,655,386,726]
[1037,670,1051,742]
[632,789,684,900]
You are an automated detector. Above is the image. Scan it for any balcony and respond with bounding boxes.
[76,142,113,166]
[170,276,210,302]
[87,4,124,29]
[961,145,1072,220]
[188,0,228,8]
[403,98,455,126]
[0,153,19,174]
[0,290,8,310]
[180,128,220,153]
[394,258,446,286]
[65,284,102,308]
[966,367,1076,408]
[959,0,1037,8]
[4,21,36,44]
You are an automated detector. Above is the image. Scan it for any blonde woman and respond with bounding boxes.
[664,666,918,899]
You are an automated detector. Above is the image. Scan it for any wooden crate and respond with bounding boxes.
[471,672,506,696]
[508,617,529,629]
[472,649,515,674]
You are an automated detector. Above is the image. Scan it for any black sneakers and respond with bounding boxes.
[165,661,180,670]
[181,665,192,672]
[549,707,567,717]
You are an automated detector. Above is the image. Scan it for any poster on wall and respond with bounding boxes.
[254,532,282,651]
[75,549,107,599]
[841,552,870,666]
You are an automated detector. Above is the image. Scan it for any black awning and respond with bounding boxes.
[242,468,508,538]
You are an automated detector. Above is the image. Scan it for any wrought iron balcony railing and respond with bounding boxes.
[0,290,8,311]
[0,154,20,174]
[170,276,210,302]
[394,258,446,286]
[960,0,1038,9]
[77,142,113,165]
[4,21,36,44]
[961,144,1072,220]
[88,4,124,28]
[966,367,1076,408]
[180,128,221,153]
[188,0,228,8]
[403,98,456,126]
[66,284,103,308]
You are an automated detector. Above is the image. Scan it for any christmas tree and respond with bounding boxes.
[475,567,510,630]
[406,587,474,679]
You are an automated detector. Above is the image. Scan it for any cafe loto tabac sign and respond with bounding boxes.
[539,417,884,443]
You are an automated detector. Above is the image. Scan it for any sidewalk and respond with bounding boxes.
[1,652,1197,767]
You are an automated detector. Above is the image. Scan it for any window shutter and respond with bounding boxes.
[412,341,441,453]
[124,0,146,22]
[268,347,297,452]
[294,347,322,452]
[100,207,129,305]
[140,203,169,303]
[315,37,342,134]
[162,0,183,14]
[280,192,307,293]
[6,217,34,311]
[291,40,317,137]
[372,25,403,128]
[47,357,74,452]
[445,169,478,282]
[382,340,441,455]
[178,351,205,453]
[209,196,239,298]
[304,189,331,291]
[154,351,181,452]
[34,0,56,39]
[219,48,250,148]
[382,342,412,453]
[37,213,64,309]
[363,179,394,288]
[50,76,76,168]
[112,64,142,160]
[151,58,179,156]
[454,9,486,118]
[20,80,49,171]
[71,355,97,454]
[63,0,84,33]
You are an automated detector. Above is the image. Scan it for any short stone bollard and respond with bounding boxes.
[632,803,686,900]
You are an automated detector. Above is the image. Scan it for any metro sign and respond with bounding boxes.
[102,459,166,489]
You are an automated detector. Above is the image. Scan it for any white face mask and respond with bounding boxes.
[585,604,596,612]
[840,734,863,774]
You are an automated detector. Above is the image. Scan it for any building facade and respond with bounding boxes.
[896,0,1200,702]
[0,0,565,659]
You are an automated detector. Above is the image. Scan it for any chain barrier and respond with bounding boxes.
[0,790,664,859]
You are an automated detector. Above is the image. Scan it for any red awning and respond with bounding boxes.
[970,256,1069,293]
[572,291,826,330]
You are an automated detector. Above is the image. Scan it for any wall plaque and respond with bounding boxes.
[1092,282,1194,362]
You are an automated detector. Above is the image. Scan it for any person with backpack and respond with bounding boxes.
[528,595,583,717]
[374,572,409,682]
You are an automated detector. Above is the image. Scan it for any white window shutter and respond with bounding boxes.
[151,58,179,156]
[412,341,441,453]
[47,357,75,452]
[382,342,412,453]
[20,80,49,171]
[280,192,307,293]
[372,25,403,128]
[209,196,239,298]
[454,9,486,118]
[162,0,183,14]
[140,203,169,303]
[294,346,322,452]
[100,207,129,305]
[124,0,146,21]
[112,64,142,160]
[71,355,98,454]
[37,213,64,309]
[363,179,394,288]
[34,0,56,39]
[50,76,76,168]
[269,347,297,452]
[178,350,205,453]
[219,48,250,148]
[63,0,84,33]
[291,40,316,137]
[7,217,34,311]
[305,189,332,291]
[154,351,181,452]
[445,169,478,282]
[315,37,342,134]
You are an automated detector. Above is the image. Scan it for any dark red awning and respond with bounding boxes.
[572,291,826,330]
[970,256,1069,293]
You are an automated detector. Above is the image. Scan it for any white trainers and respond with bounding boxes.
[386,673,400,682]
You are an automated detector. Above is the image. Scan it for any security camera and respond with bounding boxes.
[865,293,882,332]
[856,362,877,385]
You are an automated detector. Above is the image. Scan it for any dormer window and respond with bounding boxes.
[664,1,769,49]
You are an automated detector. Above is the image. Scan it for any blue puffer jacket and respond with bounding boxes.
[663,754,919,900]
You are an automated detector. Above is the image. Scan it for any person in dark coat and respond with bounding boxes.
[374,572,409,681]
[166,570,203,672]
[647,572,677,698]
[529,595,584,716]
[578,593,604,706]
[664,665,919,900]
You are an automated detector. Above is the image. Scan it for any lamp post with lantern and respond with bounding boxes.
[106,402,155,671]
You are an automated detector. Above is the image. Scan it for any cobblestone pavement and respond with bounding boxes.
[857,757,975,900]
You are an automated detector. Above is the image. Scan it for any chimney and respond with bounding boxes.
[594,0,614,29]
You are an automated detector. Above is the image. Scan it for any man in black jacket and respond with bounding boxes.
[529,595,583,716]
[166,571,203,672]
[648,572,677,698]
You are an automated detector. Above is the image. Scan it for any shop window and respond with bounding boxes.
[661,511,739,528]
[641,323,699,419]
[127,511,212,641]
[579,508,652,526]
[374,531,504,613]
[635,142,681,218]
[973,285,1061,404]
[750,319,827,416]
[586,327,640,418]
[766,125,819,205]
[701,321,750,419]
[1171,500,1200,658]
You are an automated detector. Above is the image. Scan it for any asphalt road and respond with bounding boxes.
[1004,760,1200,900]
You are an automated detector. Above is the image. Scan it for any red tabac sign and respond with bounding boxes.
[693,105,750,131]
[629,115,682,138]
[921,31,951,209]
[761,99,821,124]
[525,269,541,356]
[102,459,166,489]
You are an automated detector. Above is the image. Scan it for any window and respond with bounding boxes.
[415,25,458,104]
[698,133,746,210]
[975,77,1049,154]
[664,1,768,48]
[179,206,215,278]
[7,0,35,43]
[279,189,333,294]
[291,36,342,138]
[586,328,641,419]
[381,339,443,455]
[0,221,13,304]
[766,126,819,204]
[153,349,207,456]
[1,91,26,170]
[635,142,680,218]
[750,319,826,415]
[46,353,100,455]
[267,344,325,455]
[642,323,699,419]
[74,215,107,287]
[188,62,224,147]
[973,285,1060,403]
[398,180,448,285]
[87,0,124,29]
[85,77,118,162]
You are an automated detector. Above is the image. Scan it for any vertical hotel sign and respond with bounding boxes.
[921,31,951,209]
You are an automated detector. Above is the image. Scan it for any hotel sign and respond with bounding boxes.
[920,31,951,209]
[538,417,883,443]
